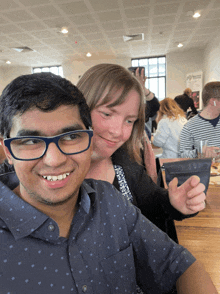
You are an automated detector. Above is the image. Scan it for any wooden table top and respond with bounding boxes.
[159,158,220,293]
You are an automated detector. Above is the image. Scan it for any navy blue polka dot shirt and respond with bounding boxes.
[0,172,196,294]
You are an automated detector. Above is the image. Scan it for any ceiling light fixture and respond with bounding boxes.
[6,60,11,64]
[193,12,201,18]
[86,52,92,57]
[61,27,68,34]
[12,46,34,53]
[177,43,183,48]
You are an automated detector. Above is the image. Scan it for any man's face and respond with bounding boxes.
[3,105,92,207]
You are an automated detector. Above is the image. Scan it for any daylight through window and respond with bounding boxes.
[32,65,63,77]
[131,56,166,100]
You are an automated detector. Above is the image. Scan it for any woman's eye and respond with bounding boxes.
[126,119,135,124]
[102,112,111,117]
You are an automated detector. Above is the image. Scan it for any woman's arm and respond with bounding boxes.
[112,148,204,222]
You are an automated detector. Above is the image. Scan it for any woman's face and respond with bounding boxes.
[90,89,140,160]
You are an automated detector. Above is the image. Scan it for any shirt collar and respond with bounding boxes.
[0,171,96,240]
[0,180,49,240]
[80,180,96,213]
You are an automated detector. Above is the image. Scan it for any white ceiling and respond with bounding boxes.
[0,0,220,67]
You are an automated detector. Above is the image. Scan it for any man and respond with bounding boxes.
[0,73,217,294]
[174,88,198,117]
[179,82,220,159]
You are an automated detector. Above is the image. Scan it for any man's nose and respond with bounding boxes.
[42,142,67,166]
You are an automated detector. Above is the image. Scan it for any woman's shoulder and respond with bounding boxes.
[157,116,170,126]
[159,115,170,122]
[112,147,144,173]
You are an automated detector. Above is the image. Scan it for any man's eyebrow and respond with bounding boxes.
[15,124,86,137]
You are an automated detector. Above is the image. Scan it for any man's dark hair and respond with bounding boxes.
[0,72,92,137]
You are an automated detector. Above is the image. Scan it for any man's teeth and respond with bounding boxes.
[42,173,70,181]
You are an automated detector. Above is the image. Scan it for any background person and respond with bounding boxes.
[133,67,158,183]
[179,81,220,159]
[174,88,198,118]
[77,63,206,245]
[128,66,160,138]
[152,98,187,158]
[0,72,217,294]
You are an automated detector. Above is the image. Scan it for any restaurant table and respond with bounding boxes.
[160,158,220,293]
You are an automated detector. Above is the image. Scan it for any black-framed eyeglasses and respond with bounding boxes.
[4,128,93,161]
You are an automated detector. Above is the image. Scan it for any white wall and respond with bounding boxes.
[0,58,131,92]
[0,67,5,94]
[0,65,31,93]
[63,57,131,85]
[203,36,220,84]
[166,48,204,99]
[63,49,205,99]
[0,48,208,100]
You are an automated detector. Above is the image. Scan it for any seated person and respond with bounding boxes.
[179,82,220,159]
[0,72,217,294]
[152,98,187,158]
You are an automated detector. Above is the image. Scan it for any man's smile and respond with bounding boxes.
[42,172,71,181]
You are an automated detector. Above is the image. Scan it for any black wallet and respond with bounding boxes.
[163,158,212,193]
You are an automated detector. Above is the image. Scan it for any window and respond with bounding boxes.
[32,65,63,77]
[131,56,166,100]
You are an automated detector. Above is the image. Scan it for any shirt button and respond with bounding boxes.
[82,285,87,292]
[48,224,55,232]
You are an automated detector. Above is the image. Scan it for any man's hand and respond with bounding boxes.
[205,146,220,159]
[168,175,206,215]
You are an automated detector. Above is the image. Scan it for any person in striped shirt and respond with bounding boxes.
[179,81,220,159]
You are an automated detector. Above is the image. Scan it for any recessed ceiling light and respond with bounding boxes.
[6,60,11,64]
[61,27,68,34]
[86,52,92,57]
[177,43,183,48]
[193,12,201,18]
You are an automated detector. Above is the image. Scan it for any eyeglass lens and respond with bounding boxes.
[10,131,90,160]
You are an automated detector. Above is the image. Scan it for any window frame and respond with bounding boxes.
[131,56,166,101]
[32,65,63,77]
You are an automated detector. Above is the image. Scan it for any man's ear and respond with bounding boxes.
[0,138,13,165]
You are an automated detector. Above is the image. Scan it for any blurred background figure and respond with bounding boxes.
[174,88,198,119]
[128,66,160,139]
[152,98,187,158]
[179,81,220,159]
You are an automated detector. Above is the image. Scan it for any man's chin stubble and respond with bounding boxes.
[21,183,78,207]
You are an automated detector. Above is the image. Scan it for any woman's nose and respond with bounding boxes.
[108,120,123,137]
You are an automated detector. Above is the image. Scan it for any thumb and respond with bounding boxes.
[168,177,178,192]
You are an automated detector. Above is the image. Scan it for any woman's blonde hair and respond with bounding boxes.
[77,63,145,164]
[158,97,185,120]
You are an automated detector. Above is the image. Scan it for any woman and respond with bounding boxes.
[153,98,187,158]
[77,63,205,244]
